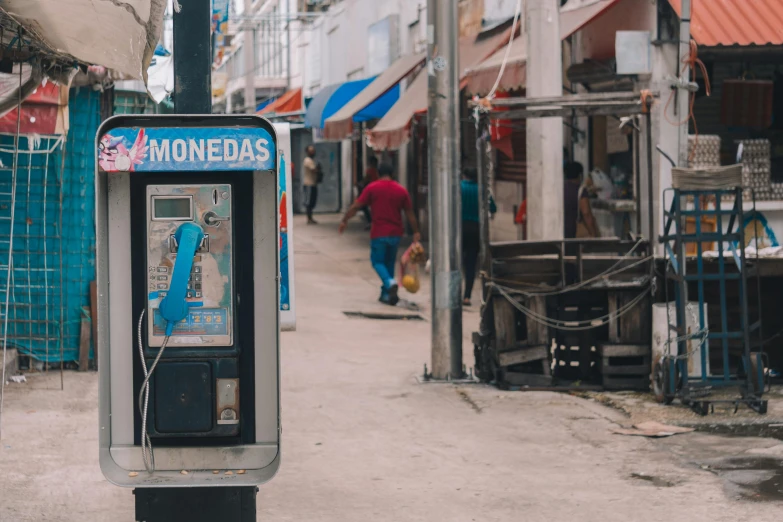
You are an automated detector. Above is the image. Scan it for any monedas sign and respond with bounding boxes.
[98,127,275,172]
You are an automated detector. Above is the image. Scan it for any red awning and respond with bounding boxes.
[367,28,513,151]
[0,81,68,135]
[258,87,303,116]
[668,0,783,47]
[560,0,623,40]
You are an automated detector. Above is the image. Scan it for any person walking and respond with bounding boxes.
[339,163,420,305]
[461,167,496,306]
[302,145,320,224]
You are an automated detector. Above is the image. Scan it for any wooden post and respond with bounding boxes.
[78,308,90,371]
[526,296,551,376]
[493,298,517,352]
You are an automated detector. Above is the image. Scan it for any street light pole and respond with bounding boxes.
[427,0,462,380]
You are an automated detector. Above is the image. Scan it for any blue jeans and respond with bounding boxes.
[370,236,401,297]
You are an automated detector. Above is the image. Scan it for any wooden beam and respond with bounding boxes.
[78,309,90,372]
[487,91,644,107]
[598,344,650,358]
[492,298,517,352]
[498,345,548,367]
[492,104,646,120]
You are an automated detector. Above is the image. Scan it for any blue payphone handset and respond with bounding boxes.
[159,222,205,335]
[137,221,205,472]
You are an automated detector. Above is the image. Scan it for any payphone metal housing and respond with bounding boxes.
[96,115,280,488]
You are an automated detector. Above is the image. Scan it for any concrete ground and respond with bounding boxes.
[1,213,782,521]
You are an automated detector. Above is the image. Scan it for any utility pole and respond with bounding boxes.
[525,0,563,241]
[173,0,212,114]
[427,0,462,380]
[243,0,257,114]
[677,0,691,168]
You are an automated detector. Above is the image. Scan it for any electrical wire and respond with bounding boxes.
[487,255,652,296]
[486,239,650,297]
[0,54,23,441]
[663,39,711,164]
[486,0,523,101]
[136,309,170,474]
[491,282,652,332]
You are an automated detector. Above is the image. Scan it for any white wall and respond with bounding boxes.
[579,0,655,60]
[302,0,427,95]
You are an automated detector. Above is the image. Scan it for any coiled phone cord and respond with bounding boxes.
[136,309,170,474]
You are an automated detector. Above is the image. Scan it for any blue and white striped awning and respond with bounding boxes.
[304,77,400,131]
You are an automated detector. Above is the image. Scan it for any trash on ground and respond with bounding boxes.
[8,375,26,383]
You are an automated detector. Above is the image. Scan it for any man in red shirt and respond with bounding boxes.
[339,163,421,305]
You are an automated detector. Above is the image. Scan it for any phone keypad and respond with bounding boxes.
[150,264,204,298]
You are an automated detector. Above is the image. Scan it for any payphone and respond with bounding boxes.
[96,115,280,488]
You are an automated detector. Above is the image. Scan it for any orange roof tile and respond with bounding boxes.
[668,0,783,47]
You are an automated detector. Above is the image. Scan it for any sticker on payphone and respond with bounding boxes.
[152,308,229,336]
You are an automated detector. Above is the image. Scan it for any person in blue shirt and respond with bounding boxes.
[461,167,496,306]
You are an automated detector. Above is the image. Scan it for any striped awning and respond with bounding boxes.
[322,52,425,140]
[367,27,514,151]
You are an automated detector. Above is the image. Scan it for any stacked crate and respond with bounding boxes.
[688,135,721,169]
[599,291,652,390]
[688,136,731,203]
[740,139,772,201]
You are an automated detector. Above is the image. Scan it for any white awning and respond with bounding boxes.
[464,37,527,96]
[0,0,165,81]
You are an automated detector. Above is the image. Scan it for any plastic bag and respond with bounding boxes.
[588,168,614,200]
[400,242,426,294]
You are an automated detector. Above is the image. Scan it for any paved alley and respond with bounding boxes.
[1,215,782,521]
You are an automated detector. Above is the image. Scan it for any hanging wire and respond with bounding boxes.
[492,282,652,332]
[485,239,654,332]
[0,45,24,440]
[486,0,523,101]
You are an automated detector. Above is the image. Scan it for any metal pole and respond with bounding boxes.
[475,109,490,298]
[634,125,641,235]
[137,2,257,519]
[677,0,691,168]
[646,112,655,250]
[173,0,213,114]
[243,0,257,114]
[427,0,462,380]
